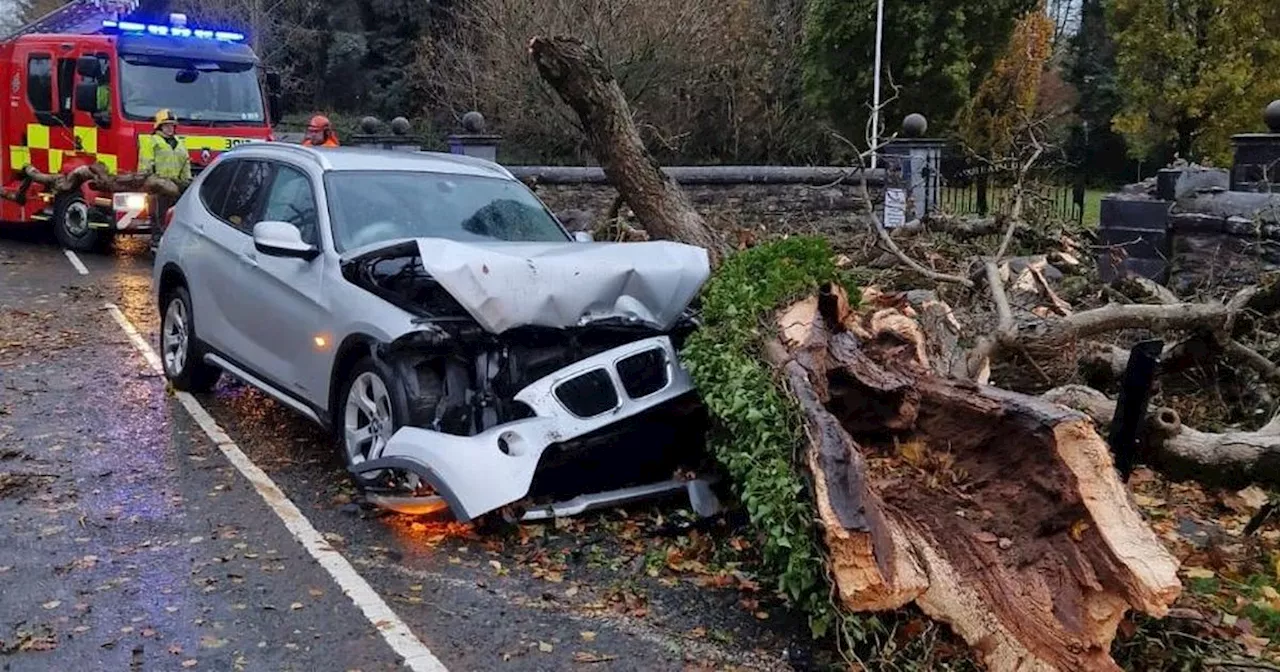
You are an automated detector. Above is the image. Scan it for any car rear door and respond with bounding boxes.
[225,160,330,404]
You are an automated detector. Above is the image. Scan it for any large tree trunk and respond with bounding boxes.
[772,286,1181,672]
[1043,385,1280,487]
[527,36,724,264]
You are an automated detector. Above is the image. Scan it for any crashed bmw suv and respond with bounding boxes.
[152,143,719,522]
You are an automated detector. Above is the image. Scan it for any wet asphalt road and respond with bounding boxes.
[0,231,803,672]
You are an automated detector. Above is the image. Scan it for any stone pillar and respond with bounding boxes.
[880,114,946,224]
[1229,99,1280,193]
[447,111,501,162]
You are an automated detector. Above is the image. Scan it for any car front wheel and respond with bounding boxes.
[160,285,221,392]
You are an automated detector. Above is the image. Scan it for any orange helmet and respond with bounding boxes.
[307,115,331,132]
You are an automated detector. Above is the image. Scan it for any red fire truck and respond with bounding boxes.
[0,0,280,251]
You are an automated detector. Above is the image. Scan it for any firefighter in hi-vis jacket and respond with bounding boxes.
[140,108,192,249]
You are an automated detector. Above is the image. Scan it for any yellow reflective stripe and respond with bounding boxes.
[10,147,30,169]
[97,154,117,173]
[48,149,63,172]
[75,127,97,154]
[26,124,49,150]
[137,134,154,162]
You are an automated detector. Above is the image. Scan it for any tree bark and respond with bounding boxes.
[527,36,724,264]
[774,287,1181,672]
[19,163,180,198]
[1043,385,1280,487]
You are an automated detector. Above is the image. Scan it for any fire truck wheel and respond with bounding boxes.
[52,193,105,253]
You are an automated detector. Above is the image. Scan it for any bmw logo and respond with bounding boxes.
[200,149,212,163]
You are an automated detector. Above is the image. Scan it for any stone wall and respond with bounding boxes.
[1168,191,1280,293]
[508,166,886,243]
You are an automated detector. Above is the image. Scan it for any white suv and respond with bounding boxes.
[152,143,721,522]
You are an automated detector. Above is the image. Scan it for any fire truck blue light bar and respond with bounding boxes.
[102,19,244,41]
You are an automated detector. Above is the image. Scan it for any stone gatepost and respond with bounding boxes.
[880,113,946,225]
[447,111,501,162]
[1230,100,1280,193]
[349,115,424,151]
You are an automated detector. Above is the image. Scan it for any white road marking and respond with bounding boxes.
[104,303,448,672]
[63,250,89,276]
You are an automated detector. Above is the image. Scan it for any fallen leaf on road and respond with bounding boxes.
[573,652,617,664]
[200,635,227,649]
[42,600,61,610]
[1184,567,1215,579]
[169,644,183,655]
[290,602,303,611]
[580,631,596,642]
[308,589,324,597]
[538,642,553,653]
[181,660,198,668]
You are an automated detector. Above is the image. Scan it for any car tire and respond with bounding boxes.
[52,193,105,253]
[337,357,454,509]
[337,356,415,475]
[159,285,221,392]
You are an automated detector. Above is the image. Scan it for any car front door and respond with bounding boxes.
[227,161,330,404]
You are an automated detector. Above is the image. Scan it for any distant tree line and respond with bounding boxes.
[9,0,1280,184]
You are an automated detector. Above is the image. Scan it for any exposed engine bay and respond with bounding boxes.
[339,239,720,522]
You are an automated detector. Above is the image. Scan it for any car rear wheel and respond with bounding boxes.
[160,285,221,392]
[52,193,106,253]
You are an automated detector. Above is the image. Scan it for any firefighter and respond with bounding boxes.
[141,109,192,250]
[302,115,339,147]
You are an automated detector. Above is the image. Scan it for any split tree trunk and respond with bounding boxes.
[771,286,1181,672]
[527,36,724,264]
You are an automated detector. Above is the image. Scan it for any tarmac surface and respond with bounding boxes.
[0,228,805,672]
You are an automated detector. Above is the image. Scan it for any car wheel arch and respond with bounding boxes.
[157,263,188,306]
[328,333,380,424]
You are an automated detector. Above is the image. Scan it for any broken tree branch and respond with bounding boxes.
[527,35,724,264]
[1043,385,1280,487]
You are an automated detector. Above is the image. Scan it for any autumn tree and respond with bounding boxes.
[958,4,1055,157]
[1109,0,1280,164]
[800,0,1039,142]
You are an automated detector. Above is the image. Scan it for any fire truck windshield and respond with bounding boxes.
[119,57,265,125]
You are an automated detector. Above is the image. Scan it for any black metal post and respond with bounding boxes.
[1107,339,1163,480]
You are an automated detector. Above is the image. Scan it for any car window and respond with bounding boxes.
[324,171,568,252]
[220,160,275,233]
[260,165,319,245]
[198,159,237,217]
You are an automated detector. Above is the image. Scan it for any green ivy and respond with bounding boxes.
[680,236,857,638]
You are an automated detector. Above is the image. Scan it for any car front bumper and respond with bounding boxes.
[349,335,717,522]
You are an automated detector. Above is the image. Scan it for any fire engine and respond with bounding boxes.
[0,0,280,251]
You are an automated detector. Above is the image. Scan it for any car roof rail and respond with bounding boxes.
[226,140,329,166]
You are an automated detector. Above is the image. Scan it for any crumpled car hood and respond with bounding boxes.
[412,237,710,333]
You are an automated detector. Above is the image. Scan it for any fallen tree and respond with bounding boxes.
[527,33,1280,669]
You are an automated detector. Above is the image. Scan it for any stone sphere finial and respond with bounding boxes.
[902,113,928,138]
[390,116,411,135]
[1266,100,1280,134]
[461,111,486,133]
[359,116,381,134]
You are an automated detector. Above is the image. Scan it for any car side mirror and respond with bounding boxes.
[74,82,99,113]
[572,230,593,243]
[253,220,319,260]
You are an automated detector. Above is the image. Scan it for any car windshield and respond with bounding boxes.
[119,57,265,124]
[325,170,570,252]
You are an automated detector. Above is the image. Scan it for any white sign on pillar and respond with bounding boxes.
[884,188,907,228]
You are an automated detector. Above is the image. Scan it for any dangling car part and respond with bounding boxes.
[154,143,721,523]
